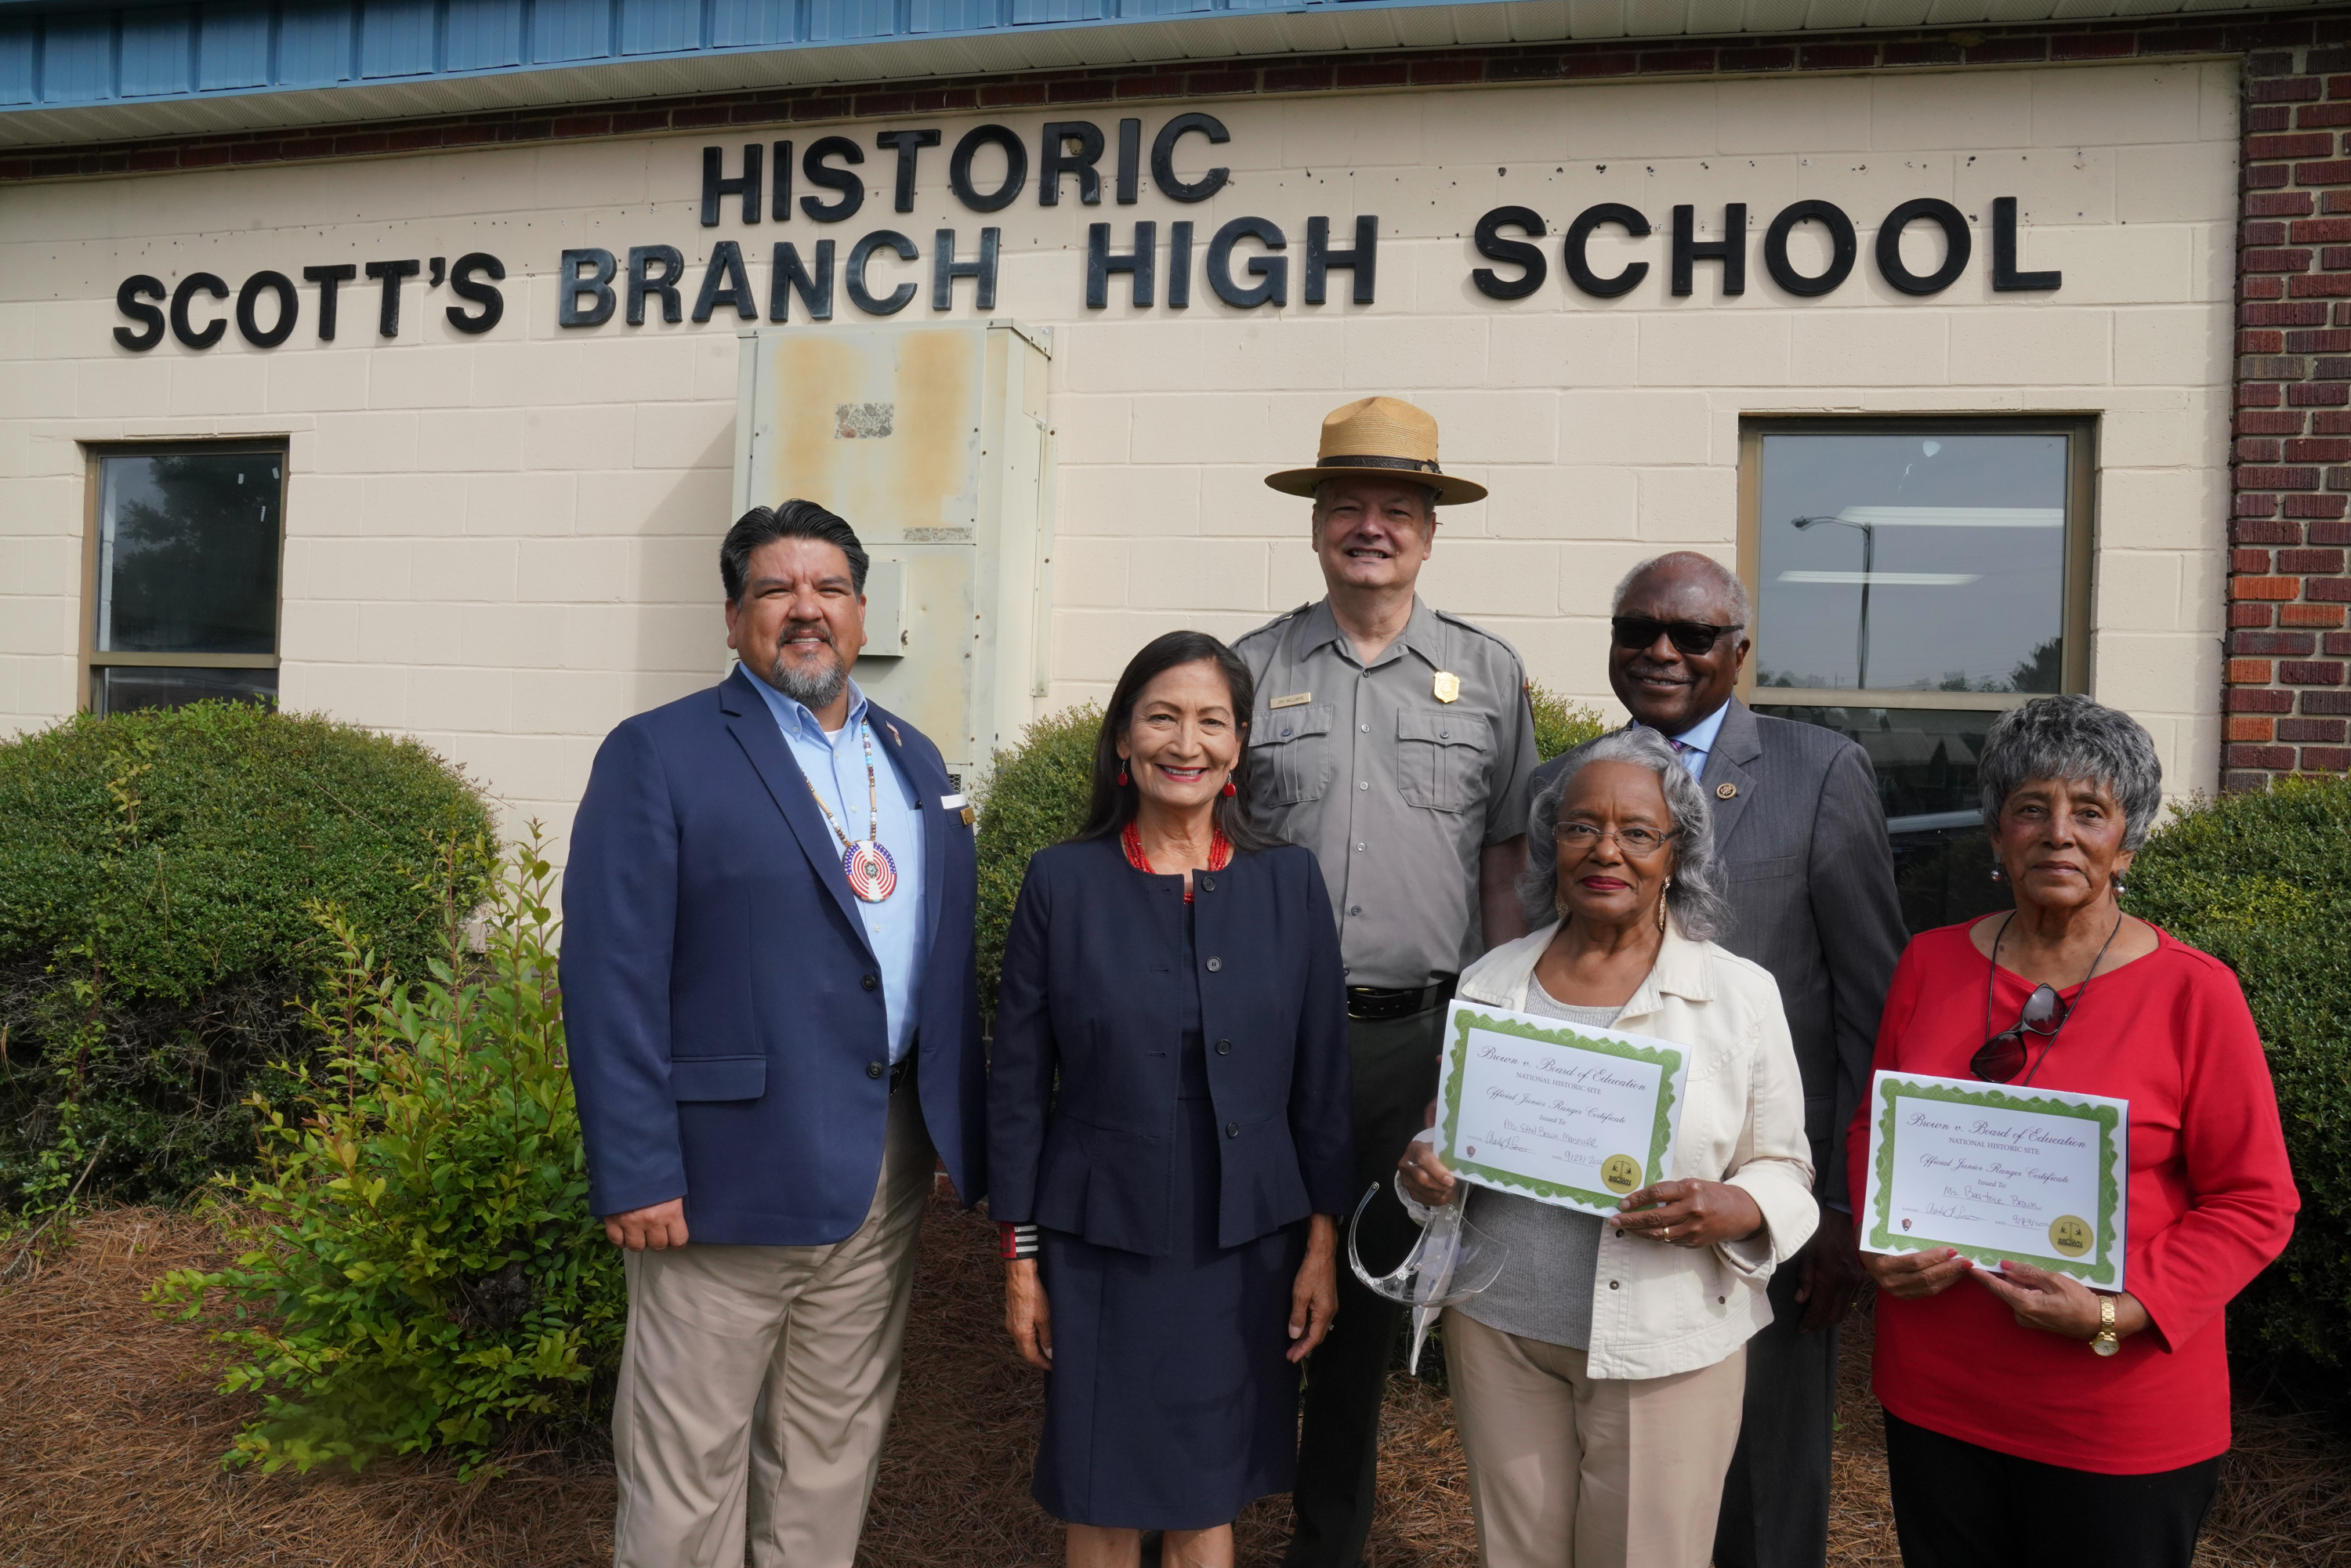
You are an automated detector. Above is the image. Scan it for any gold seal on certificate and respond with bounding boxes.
[1436,1001,1690,1219]
[1858,1070,2128,1290]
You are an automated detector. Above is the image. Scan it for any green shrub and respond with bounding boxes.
[0,703,494,1207]
[1527,682,1606,762]
[148,832,621,1476]
[2125,776,2351,1374]
[974,706,1100,1020]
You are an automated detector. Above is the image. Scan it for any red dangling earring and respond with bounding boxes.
[1118,767,1129,787]
[1222,777,1237,798]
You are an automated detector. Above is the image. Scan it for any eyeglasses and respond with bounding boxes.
[1556,821,1676,856]
[1610,617,1745,657]
[1971,982,2067,1083]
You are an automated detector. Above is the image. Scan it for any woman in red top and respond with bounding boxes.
[1847,694,2297,1568]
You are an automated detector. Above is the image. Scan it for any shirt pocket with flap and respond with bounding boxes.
[1249,702,1335,806]
[1397,710,1490,813]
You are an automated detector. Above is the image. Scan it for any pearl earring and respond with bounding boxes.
[1989,865,2005,884]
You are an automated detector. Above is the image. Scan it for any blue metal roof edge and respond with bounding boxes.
[0,0,2292,145]
[0,0,1437,124]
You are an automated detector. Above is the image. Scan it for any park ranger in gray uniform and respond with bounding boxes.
[1234,397,1539,1568]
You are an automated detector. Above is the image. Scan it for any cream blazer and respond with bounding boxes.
[1447,919,1817,1381]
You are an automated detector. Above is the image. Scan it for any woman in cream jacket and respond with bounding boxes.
[1399,727,1814,1568]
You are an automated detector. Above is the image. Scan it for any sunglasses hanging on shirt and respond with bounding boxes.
[1972,909,2125,1085]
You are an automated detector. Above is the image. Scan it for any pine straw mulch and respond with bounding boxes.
[2,1195,2347,1567]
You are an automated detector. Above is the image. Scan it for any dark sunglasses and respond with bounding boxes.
[1610,617,1744,657]
[1972,982,2067,1084]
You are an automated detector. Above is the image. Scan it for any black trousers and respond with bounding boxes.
[1883,1410,2222,1568]
[1284,1006,1447,1568]
[1712,1251,1838,1568]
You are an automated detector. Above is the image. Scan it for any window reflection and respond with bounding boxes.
[96,453,282,656]
[1768,704,2012,936]
[1758,434,2067,694]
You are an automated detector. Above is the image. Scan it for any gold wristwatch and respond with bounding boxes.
[2090,1295,2120,1357]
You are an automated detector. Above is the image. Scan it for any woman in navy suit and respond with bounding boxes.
[991,629,1356,1568]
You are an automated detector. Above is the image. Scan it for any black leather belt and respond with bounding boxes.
[1346,978,1456,1022]
[889,1054,914,1095]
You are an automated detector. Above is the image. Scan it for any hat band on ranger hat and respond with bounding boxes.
[1318,454,1445,476]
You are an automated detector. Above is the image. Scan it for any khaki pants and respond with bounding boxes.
[611,1083,934,1568]
[1444,1309,1748,1568]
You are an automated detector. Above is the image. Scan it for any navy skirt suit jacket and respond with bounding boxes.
[989,835,1356,1256]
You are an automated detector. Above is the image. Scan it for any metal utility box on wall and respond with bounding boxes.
[732,321,1056,784]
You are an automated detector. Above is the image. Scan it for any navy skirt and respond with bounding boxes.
[1033,1092,1308,1530]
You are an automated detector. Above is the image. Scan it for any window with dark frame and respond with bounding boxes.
[1737,417,2096,936]
[84,444,285,716]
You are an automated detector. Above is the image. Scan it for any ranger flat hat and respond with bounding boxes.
[1264,396,1488,507]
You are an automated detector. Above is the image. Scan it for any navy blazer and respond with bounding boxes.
[988,835,1354,1257]
[561,667,986,1246]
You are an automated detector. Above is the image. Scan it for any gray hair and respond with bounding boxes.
[1978,694,2164,853]
[1611,551,1751,629]
[1520,727,1729,942]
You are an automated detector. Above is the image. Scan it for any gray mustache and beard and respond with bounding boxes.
[762,628,849,712]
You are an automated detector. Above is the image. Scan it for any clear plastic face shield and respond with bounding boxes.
[1346,1134,1508,1375]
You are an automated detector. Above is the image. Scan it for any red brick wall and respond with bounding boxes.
[2236,40,2351,787]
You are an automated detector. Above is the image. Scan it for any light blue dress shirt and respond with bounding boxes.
[748,674,926,1064]
[1664,702,1729,780]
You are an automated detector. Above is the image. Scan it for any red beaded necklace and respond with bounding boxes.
[1121,820,1232,902]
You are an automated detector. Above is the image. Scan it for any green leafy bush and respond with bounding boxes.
[974,706,1100,1019]
[2125,776,2351,1376]
[0,703,495,1206]
[1527,682,1606,762]
[149,833,621,1475]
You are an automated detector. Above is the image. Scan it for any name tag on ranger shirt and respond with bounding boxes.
[1270,691,1313,709]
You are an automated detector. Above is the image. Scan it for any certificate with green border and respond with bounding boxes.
[1436,1001,1690,1219]
[1860,1070,2128,1291]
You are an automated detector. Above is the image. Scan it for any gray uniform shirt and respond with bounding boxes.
[1454,986,1618,1351]
[1233,596,1539,990]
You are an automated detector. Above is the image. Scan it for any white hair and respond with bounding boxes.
[1611,552,1751,628]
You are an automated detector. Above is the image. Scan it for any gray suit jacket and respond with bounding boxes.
[1531,698,1904,1208]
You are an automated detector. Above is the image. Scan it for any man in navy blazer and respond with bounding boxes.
[563,499,986,1568]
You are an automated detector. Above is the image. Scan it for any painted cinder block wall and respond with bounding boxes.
[0,43,2247,849]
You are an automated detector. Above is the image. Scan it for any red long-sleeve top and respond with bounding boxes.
[1847,922,2298,1475]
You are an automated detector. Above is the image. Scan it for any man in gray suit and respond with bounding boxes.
[1531,551,1904,1568]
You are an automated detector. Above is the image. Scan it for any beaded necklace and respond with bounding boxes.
[805,720,897,903]
[1121,820,1232,903]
